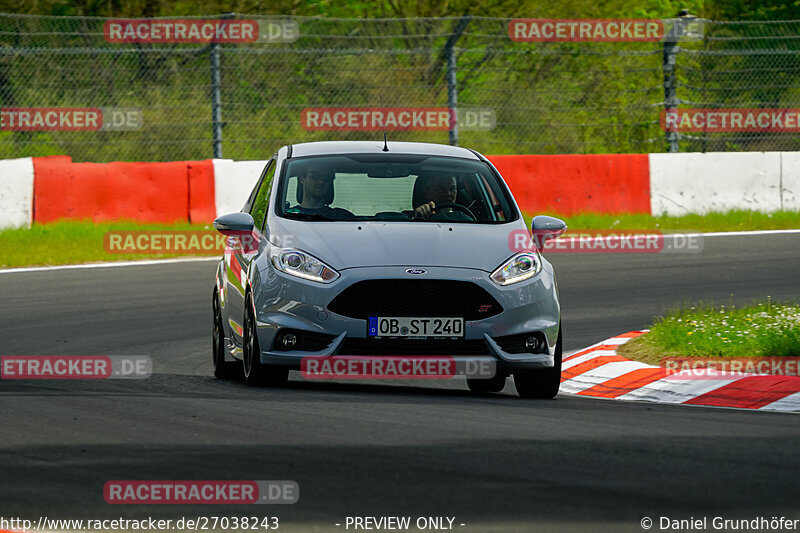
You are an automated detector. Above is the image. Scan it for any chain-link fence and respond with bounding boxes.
[677,20,800,152]
[1,13,799,161]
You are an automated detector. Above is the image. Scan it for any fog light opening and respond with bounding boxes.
[525,335,544,353]
[279,332,298,349]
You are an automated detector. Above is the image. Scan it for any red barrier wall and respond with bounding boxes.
[28,154,649,224]
[487,154,650,215]
[32,156,215,223]
[187,160,216,223]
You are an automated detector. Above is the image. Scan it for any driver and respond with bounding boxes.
[413,173,458,218]
[412,173,474,222]
[287,163,354,219]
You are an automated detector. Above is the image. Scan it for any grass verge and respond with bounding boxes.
[618,299,800,365]
[1,209,800,269]
[523,209,800,232]
[0,220,219,268]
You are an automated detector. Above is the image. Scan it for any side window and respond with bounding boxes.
[249,159,276,231]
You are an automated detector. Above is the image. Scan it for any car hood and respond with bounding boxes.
[267,219,525,272]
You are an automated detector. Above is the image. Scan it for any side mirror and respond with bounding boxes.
[531,215,567,250]
[213,212,255,236]
[214,212,259,253]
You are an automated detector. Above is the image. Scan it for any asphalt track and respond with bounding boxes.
[1,233,800,533]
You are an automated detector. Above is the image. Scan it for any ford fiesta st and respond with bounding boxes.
[211,141,566,398]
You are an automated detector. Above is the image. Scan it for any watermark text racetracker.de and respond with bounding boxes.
[640,515,799,530]
[509,18,704,42]
[301,107,495,132]
[660,357,800,380]
[301,356,496,380]
[103,480,298,504]
[1,515,280,531]
[0,107,142,131]
[509,229,704,254]
[104,18,299,44]
[0,356,151,379]
[661,108,800,132]
[104,230,230,255]
[104,230,301,255]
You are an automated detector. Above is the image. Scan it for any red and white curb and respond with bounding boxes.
[561,331,800,413]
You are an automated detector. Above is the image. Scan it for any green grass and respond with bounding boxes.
[0,220,219,268]
[522,209,800,232]
[619,299,800,365]
[2,208,800,269]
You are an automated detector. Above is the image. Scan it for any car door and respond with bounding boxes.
[225,157,276,345]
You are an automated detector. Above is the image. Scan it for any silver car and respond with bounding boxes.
[211,141,566,398]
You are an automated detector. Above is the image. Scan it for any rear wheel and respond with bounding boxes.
[212,292,237,379]
[242,295,288,387]
[513,324,562,399]
[466,373,507,393]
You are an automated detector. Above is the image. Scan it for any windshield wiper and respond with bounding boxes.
[285,212,334,221]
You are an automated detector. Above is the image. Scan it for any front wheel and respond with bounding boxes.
[242,295,288,387]
[212,292,237,379]
[513,324,562,399]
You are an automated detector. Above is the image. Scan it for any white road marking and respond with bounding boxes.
[0,256,219,274]
[2,228,798,275]
[681,228,800,238]
[561,361,654,393]
[562,350,620,370]
[760,391,800,412]
[615,376,740,403]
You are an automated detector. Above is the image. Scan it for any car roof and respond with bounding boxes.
[288,141,482,160]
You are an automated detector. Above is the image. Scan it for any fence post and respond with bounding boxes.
[211,13,235,159]
[444,16,472,146]
[663,10,695,153]
[210,42,223,158]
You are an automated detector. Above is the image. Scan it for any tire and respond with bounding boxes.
[242,295,288,387]
[466,373,507,393]
[212,292,237,379]
[513,324,562,399]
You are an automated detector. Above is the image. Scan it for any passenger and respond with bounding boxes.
[287,164,354,219]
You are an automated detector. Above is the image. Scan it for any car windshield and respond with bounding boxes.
[276,154,515,224]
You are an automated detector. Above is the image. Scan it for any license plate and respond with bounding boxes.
[368,317,464,338]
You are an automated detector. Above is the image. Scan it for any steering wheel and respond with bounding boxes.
[428,202,478,222]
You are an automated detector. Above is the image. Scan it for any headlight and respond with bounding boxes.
[270,247,339,283]
[490,252,541,286]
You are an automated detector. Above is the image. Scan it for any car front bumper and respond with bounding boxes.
[251,264,560,371]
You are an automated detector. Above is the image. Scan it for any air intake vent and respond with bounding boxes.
[327,279,502,321]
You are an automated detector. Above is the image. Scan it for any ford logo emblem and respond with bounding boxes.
[406,268,427,275]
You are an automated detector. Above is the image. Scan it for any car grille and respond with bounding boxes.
[327,279,503,321]
[338,337,491,356]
